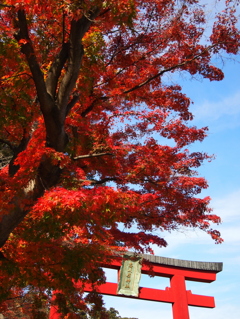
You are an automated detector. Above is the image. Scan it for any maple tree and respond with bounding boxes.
[0,0,239,317]
[0,292,136,319]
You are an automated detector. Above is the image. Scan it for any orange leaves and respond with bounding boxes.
[18,38,28,45]
[0,0,238,314]
[161,120,208,148]
[31,186,134,227]
[210,2,240,55]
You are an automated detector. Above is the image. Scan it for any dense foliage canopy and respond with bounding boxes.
[0,0,239,317]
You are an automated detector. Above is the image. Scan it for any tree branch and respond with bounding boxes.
[9,134,30,177]
[45,42,70,99]
[66,93,80,116]
[13,10,69,151]
[89,45,219,118]
[123,44,219,95]
[0,139,14,151]
[73,152,113,160]
[90,177,117,185]
[14,10,53,114]
[57,7,100,117]
[80,177,117,185]
[81,96,108,117]
[0,4,15,7]
[0,207,29,248]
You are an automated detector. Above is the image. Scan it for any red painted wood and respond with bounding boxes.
[187,291,215,308]
[102,260,217,283]
[138,286,173,303]
[49,305,61,319]
[76,282,174,303]
[74,280,215,308]
[140,264,217,283]
[49,258,219,319]
[171,275,190,319]
[75,281,118,295]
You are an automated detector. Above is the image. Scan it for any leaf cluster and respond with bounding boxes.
[0,0,239,316]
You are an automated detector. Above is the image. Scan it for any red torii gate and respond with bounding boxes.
[49,254,222,319]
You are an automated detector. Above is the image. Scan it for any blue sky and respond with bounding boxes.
[101,57,240,318]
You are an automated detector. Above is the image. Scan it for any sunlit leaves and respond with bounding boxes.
[0,0,239,316]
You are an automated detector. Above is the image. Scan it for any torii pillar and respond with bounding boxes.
[49,254,223,319]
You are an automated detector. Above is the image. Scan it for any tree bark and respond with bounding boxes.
[0,8,100,249]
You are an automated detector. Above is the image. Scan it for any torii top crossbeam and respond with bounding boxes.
[49,254,223,319]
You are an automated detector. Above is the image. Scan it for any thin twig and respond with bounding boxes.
[123,44,219,95]
[0,139,14,150]
[0,4,15,8]
[73,152,113,160]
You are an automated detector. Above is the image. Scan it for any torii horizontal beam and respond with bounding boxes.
[49,254,222,319]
